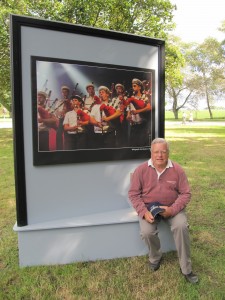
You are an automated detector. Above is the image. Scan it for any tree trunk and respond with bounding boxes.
[173,109,179,119]
[206,88,213,119]
[172,93,178,119]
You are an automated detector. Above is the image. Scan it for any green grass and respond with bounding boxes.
[1,126,225,299]
[165,109,225,120]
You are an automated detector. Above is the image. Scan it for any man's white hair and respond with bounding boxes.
[151,138,170,151]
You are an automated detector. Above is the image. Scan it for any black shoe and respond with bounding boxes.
[149,258,162,272]
[183,272,199,284]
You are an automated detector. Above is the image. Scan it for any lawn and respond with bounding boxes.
[165,109,225,121]
[0,125,225,299]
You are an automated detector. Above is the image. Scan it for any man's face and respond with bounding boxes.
[37,95,45,106]
[151,143,169,170]
[62,89,69,98]
[116,86,123,95]
[132,84,141,94]
[71,98,80,108]
[87,86,95,96]
[99,90,109,101]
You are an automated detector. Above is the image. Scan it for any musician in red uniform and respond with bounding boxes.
[90,86,121,148]
[63,95,90,150]
[37,91,57,151]
[83,83,101,148]
[84,83,96,112]
[126,78,151,147]
[111,83,129,147]
[53,85,72,150]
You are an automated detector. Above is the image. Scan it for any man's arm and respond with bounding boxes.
[128,166,149,219]
[161,164,191,217]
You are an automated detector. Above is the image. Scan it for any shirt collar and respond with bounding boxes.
[148,159,173,178]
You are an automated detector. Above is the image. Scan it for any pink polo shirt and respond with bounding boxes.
[128,159,191,218]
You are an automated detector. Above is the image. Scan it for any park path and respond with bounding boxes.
[165,120,225,127]
[0,119,225,129]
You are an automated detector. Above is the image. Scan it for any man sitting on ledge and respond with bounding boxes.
[128,137,198,284]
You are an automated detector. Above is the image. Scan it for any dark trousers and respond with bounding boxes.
[39,131,49,151]
[86,125,96,149]
[56,118,64,150]
[92,131,116,149]
[129,122,149,147]
[64,133,87,150]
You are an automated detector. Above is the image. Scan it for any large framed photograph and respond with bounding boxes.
[32,56,155,165]
[11,14,165,226]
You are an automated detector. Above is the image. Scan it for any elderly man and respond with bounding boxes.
[128,138,198,284]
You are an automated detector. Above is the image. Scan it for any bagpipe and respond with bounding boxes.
[100,103,116,117]
[37,105,59,129]
[99,103,121,128]
[125,96,146,110]
[76,109,90,122]
[74,108,90,133]
[38,105,51,119]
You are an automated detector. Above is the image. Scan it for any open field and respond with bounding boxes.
[0,125,225,299]
[165,109,225,121]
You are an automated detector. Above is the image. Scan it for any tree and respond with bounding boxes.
[27,0,175,38]
[1,0,176,112]
[0,0,28,112]
[165,36,194,119]
[185,38,225,118]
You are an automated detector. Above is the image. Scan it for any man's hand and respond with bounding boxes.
[144,211,155,223]
[159,206,172,218]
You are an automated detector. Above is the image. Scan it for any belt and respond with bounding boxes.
[95,130,114,134]
[131,122,143,126]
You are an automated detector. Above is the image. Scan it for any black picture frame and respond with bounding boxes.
[10,14,165,226]
[32,56,156,165]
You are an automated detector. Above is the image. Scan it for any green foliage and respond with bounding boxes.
[1,0,176,112]
[165,36,186,87]
[0,0,28,111]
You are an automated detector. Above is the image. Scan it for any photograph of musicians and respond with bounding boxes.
[83,83,100,148]
[37,91,57,151]
[142,79,152,103]
[126,78,151,147]
[63,95,90,150]
[54,85,71,150]
[89,86,121,149]
[84,83,96,112]
[111,83,128,147]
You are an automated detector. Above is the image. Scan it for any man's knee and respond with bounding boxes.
[140,221,158,239]
[170,215,189,233]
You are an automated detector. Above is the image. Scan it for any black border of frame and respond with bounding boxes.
[32,56,156,165]
[10,14,165,226]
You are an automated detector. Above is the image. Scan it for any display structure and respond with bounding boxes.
[10,15,169,267]
[11,14,165,227]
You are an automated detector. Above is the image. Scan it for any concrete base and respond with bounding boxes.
[14,208,176,267]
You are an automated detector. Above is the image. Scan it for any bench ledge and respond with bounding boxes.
[13,207,139,232]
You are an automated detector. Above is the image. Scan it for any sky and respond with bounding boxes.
[171,0,224,43]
